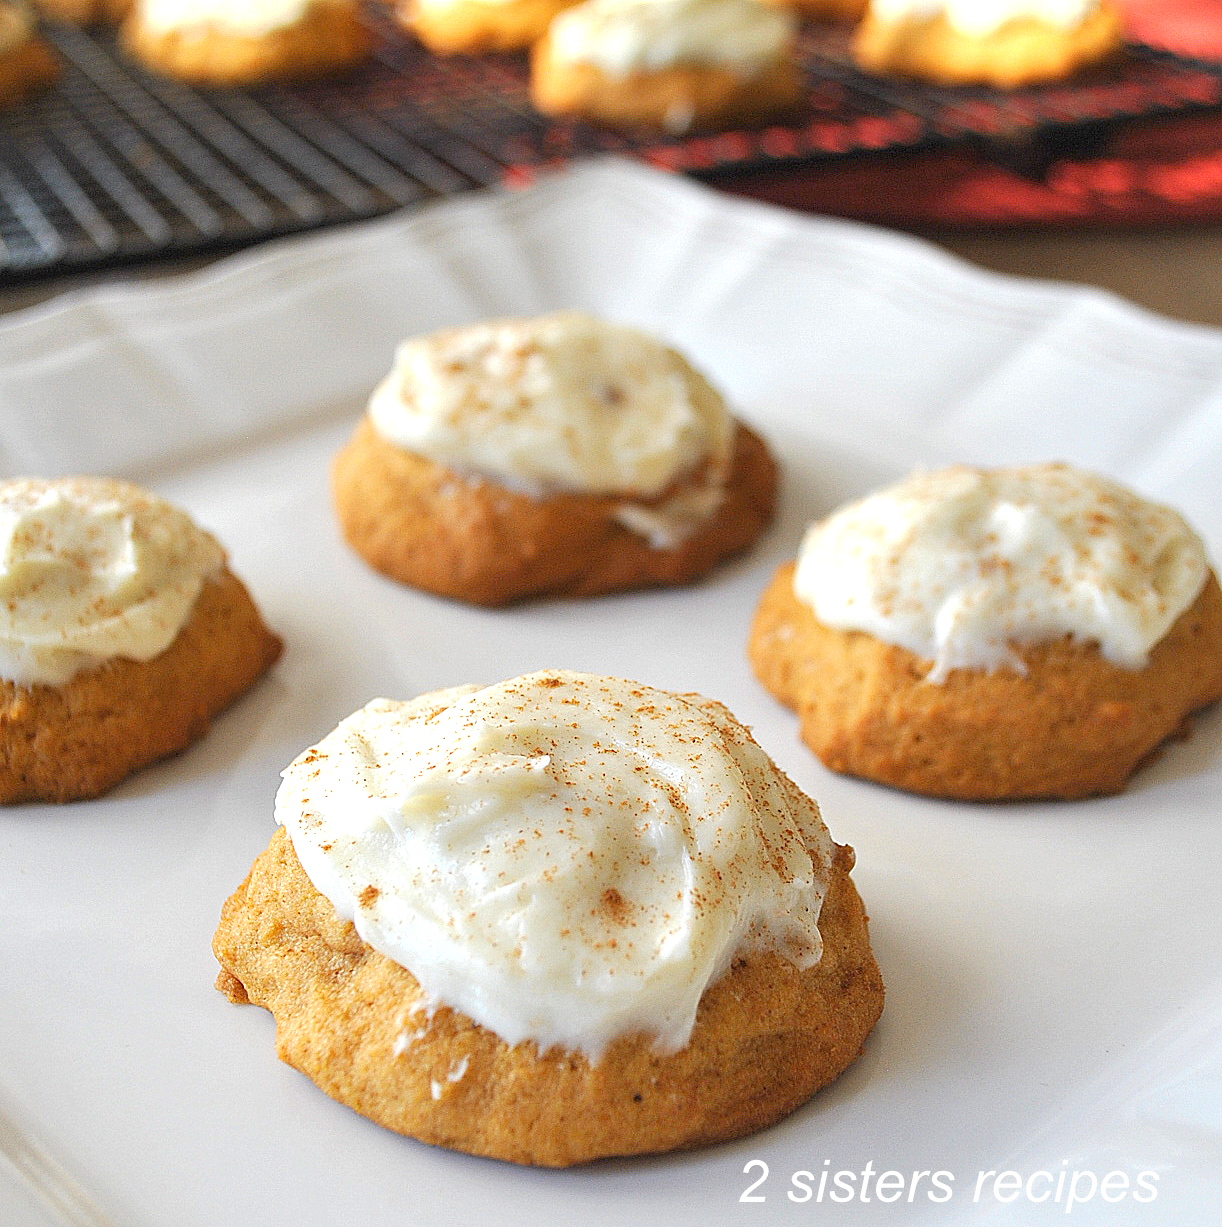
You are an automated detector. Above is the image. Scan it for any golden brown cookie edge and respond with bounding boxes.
[402,0,580,54]
[331,415,778,606]
[0,35,60,105]
[529,37,802,133]
[0,566,282,803]
[748,562,1222,800]
[851,2,1124,88]
[214,828,883,1166]
[120,0,371,86]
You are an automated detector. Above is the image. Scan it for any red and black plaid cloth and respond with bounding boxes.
[727,1,1222,228]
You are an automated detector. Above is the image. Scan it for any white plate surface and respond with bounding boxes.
[0,160,1220,1227]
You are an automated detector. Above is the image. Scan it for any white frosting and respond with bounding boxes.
[548,0,794,77]
[610,482,727,549]
[0,4,33,56]
[278,670,834,1060]
[136,0,322,37]
[0,477,225,688]
[368,311,734,547]
[793,464,1209,683]
[868,0,1096,38]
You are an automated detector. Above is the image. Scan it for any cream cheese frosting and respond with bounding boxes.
[0,477,225,688]
[277,670,834,1060]
[793,463,1209,683]
[136,0,322,37]
[0,3,32,56]
[547,0,795,77]
[867,0,1097,37]
[368,311,735,548]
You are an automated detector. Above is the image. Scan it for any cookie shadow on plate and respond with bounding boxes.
[1117,696,1222,798]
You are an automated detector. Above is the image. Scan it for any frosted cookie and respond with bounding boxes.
[213,670,884,1165]
[401,0,581,55]
[31,0,131,25]
[0,477,282,803]
[121,0,371,86]
[749,464,1222,801]
[331,312,778,606]
[530,0,802,135]
[0,3,58,105]
[852,0,1124,88]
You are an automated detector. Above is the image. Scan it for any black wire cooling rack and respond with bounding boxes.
[3,8,1222,280]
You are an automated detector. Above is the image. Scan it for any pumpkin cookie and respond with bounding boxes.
[401,0,581,54]
[530,0,801,134]
[852,0,1124,88]
[214,671,884,1165]
[749,464,1222,800]
[0,477,282,803]
[121,0,370,86]
[332,312,778,605]
[31,0,131,25]
[0,3,58,106]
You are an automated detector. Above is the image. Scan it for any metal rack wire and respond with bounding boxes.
[2,9,1221,280]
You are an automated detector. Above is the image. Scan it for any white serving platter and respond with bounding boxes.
[0,159,1220,1227]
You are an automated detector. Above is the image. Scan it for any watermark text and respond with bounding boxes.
[738,1159,1160,1211]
